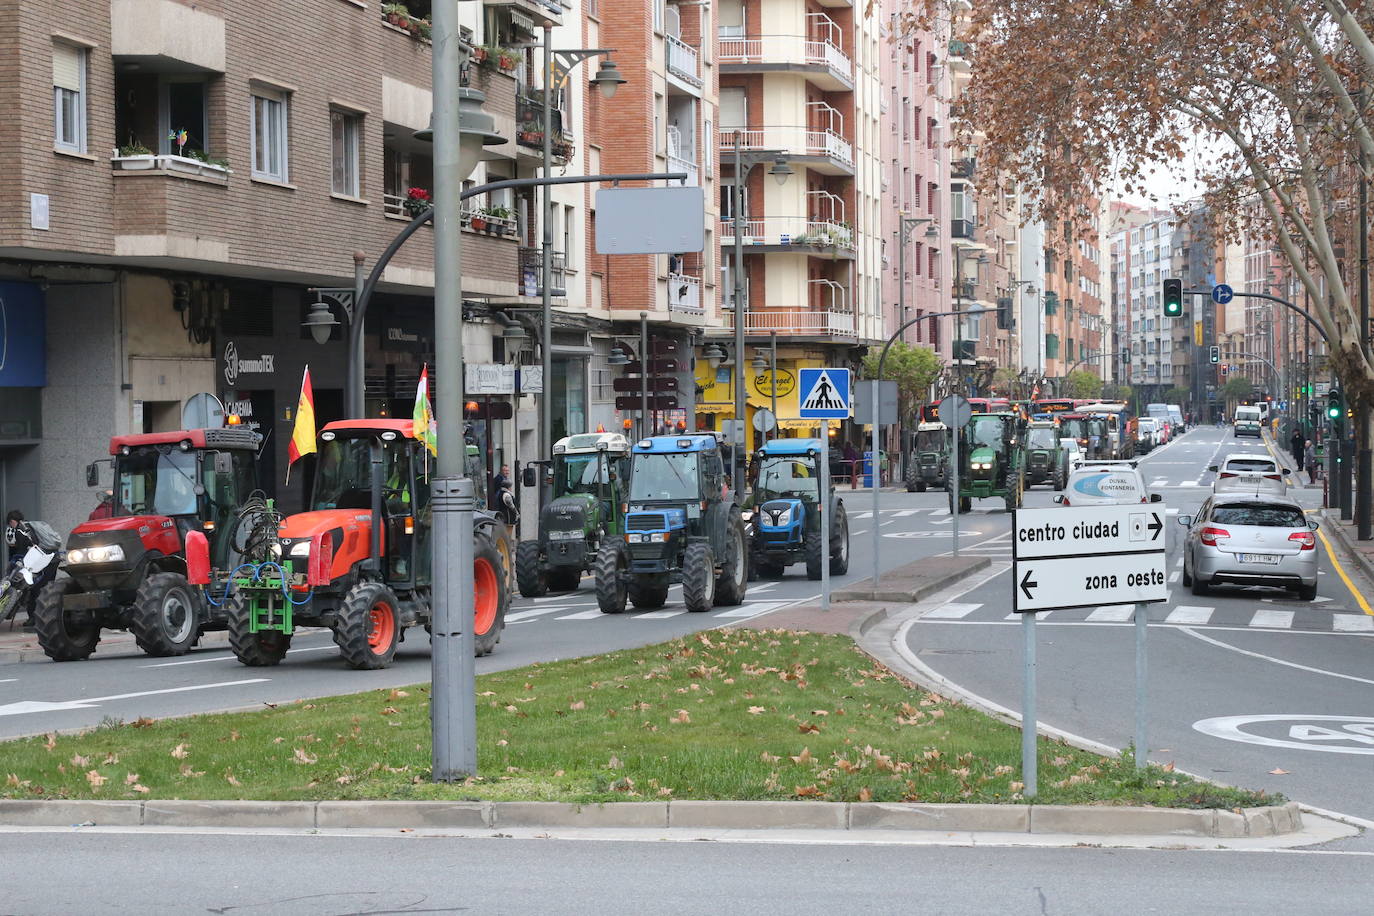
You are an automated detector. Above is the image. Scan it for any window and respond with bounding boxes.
[562,204,575,268]
[251,89,290,181]
[53,42,86,152]
[331,110,361,196]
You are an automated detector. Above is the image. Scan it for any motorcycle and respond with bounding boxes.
[0,545,59,624]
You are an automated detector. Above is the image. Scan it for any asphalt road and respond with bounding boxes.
[905,426,1374,826]
[4,832,1371,915]
[0,483,1001,738]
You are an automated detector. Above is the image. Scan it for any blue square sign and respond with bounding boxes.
[798,368,851,419]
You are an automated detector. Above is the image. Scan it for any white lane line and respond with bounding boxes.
[749,582,778,594]
[1178,626,1374,686]
[930,508,950,517]
[1166,605,1214,624]
[506,604,594,623]
[0,678,273,718]
[923,603,982,619]
[1086,604,1135,622]
[555,609,606,620]
[1168,572,1180,583]
[1332,614,1374,632]
[715,602,789,619]
[634,610,686,620]
[141,644,338,667]
[850,528,869,536]
[893,509,920,517]
[853,511,873,519]
[0,678,16,684]
[1250,609,1295,629]
[1004,611,1051,621]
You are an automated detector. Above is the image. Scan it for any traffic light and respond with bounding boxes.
[1327,388,1344,421]
[1163,278,1183,317]
[996,296,1013,330]
[1208,345,1220,364]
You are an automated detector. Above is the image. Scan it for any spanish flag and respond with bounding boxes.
[288,366,317,474]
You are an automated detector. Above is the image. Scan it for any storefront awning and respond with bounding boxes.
[776,418,839,431]
[694,403,735,415]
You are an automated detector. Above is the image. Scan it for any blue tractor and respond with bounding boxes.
[744,439,850,580]
[593,435,748,614]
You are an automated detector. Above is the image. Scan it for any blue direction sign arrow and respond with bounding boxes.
[1212,284,1233,305]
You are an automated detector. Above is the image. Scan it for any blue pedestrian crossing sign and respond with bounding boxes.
[1211,284,1233,305]
[798,367,851,419]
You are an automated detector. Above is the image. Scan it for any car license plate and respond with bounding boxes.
[1237,553,1280,565]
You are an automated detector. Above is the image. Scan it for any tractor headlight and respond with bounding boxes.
[973,462,992,471]
[774,507,794,526]
[70,545,125,564]
[66,549,85,564]
[288,541,311,558]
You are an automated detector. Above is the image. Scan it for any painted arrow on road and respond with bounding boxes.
[0,678,270,717]
[1148,512,1163,540]
[1019,569,1038,600]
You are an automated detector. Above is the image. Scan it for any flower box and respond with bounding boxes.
[112,155,157,171]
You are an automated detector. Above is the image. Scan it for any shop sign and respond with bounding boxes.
[466,364,516,395]
[222,340,276,387]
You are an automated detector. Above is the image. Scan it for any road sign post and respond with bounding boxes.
[1011,503,1169,792]
[799,368,851,612]
[939,395,973,564]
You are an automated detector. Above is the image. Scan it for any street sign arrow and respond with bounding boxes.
[1020,568,1038,600]
[1148,512,1163,541]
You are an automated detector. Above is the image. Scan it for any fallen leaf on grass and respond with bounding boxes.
[606,755,622,770]
[1052,756,1072,767]
[124,772,140,785]
[131,718,155,729]
[293,748,318,765]
[1269,768,1289,775]
[810,709,829,717]
[272,737,285,744]
[790,747,814,765]
[70,754,91,767]
[798,723,820,734]
[102,753,119,766]
[858,787,873,802]
[226,773,243,788]
[129,784,150,795]
[670,709,691,724]
[496,739,508,747]
[761,752,780,764]
[178,764,205,778]
[389,689,410,699]
[6,774,29,788]
[42,733,56,752]
[1009,781,1025,792]
[170,744,189,760]
[84,770,107,789]
[569,700,586,711]
[380,707,400,716]
[478,691,496,697]
[747,706,766,715]
[793,785,822,798]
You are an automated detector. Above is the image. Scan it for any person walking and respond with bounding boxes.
[1290,430,1306,473]
[1305,439,1317,483]
[496,480,519,545]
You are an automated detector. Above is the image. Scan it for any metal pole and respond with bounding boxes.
[770,330,778,441]
[640,312,649,439]
[429,2,476,781]
[953,256,962,556]
[870,377,880,588]
[821,430,831,612]
[1021,612,1037,799]
[732,132,746,495]
[1358,133,1371,540]
[1134,601,1148,771]
[352,253,366,417]
[540,25,554,507]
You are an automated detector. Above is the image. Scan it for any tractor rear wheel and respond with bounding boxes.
[682,542,716,612]
[714,518,748,606]
[916,480,928,493]
[750,535,784,579]
[830,506,850,575]
[803,527,825,581]
[131,572,202,657]
[225,592,290,667]
[547,566,583,592]
[334,582,401,669]
[960,496,972,513]
[32,579,101,662]
[473,534,507,657]
[515,540,548,598]
[594,541,628,614]
[628,575,670,609]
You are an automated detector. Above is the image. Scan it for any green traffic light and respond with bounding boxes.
[1163,278,1183,318]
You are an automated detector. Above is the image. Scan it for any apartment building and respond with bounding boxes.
[1111,213,1181,400]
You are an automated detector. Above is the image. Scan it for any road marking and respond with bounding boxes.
[1166,605,1214,624]
[853,511,873,519]
[893,509,919,517]
[1004,611,1050,621]
[1332,614,1374,632]
[556,609,607,620]
[0,678,271,718]
[716,602,789,619]
[923,603,983,620]
[1249,609,1295,629]
[1178,627,1374,686]
[142,644,337,667]
[634,610,686,620]
[1086,604,1135,622]
[1168,571,1180,583]
[1314,526,1374,616]
[1194,714,1374,756]
[0,678,15,684]
[506,604,591,623]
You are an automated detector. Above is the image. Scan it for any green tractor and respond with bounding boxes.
[949,412,1026,513]
[1023,420,1069,490]
[515,432,631,597]
[905,422,950,493]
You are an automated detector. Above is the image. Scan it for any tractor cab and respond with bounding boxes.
[906,422,950,492]
[623,435,730,570]
[950,412,1026,513]
[1023,420,1067,490]
[744,439,850,581]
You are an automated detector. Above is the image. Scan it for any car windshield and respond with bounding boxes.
[967,417,1006,450]
[629,452,699,502]
[555,454,607,497]
[117,448,200,517]
[1224,459,1275,473]
[1060,418,1088,439]
[916,430,946,451]
[1236,410,1260,420]
[1210,504,1306,527]
[755,456,820,502]
[1027,428,1058,449]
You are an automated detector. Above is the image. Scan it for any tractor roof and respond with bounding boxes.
[633,435,720,454]
[109,427,261,454]
[555,432,631,455]
[322,419,415,438]
[758,438,824,457]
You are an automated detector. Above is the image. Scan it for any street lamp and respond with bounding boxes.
[728,131,792,493]
[303,299,341,346]
[538,27,628,503]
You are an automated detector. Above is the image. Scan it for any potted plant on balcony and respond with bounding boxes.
[483,206,516,236]
[382,3,411,29]
[112,142,155,170]
[477,45,505,70]
[497,49,519,71]
[403,187,432,218]
[469,211,487,231]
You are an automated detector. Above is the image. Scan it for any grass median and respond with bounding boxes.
[1,628,1277,808]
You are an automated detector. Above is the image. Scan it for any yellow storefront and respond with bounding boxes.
[694,356,836,452]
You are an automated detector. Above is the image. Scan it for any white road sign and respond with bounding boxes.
[1012,503,1168,613]
[1014,504,1166,560]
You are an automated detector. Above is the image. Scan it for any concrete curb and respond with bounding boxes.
[834,556,991,603]
[0,798,1304,837]
[1319,507,1374,584]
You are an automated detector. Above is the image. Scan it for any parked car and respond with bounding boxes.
[1061,438,1086,474]
[1234,405,1263,438]
[1136,417,1161,453]
[1055,461,1161,506]
[1178,494,1318,600]
[1209,454,1289,496]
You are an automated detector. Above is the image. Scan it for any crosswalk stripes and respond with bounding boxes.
[1249,609,1295,629]
[1165,605,1213,625]
[556,609,606,620]
[1086,604,1135,622]
[1332,614,1374,632]
[633,610,686,620]
[919,599,1374,635]
[923,603,983,619]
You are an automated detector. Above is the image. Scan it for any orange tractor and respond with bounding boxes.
[195,419,509,669]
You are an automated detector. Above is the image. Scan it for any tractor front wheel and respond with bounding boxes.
[334,582,401,669]
[515,540,548,598]
[225,592,290,667]
[830,507,850,575]
[714,518,748,606]
[473,533,507,657]
[131,572,202,657]
[803,527,825,581]
[594,541,628,614]
[682,543,716,612]
[32,579,101,662]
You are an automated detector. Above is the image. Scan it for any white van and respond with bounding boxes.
[1234,405,1262,438]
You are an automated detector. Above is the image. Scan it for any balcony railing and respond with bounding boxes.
[665,34,701,86]
[718,126,853,167]
[745,309,857,339]
[717,34,853,85]
[667,272,703,315]
[950,218,976,240]
[719,217,854,249]
[666,152,700,186]
[805,39,851,78]
[519,246,567,296]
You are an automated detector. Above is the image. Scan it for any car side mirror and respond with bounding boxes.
[1207,465,1218,472]
[1178,516,1192,527]
[1310,519,1320,530]
[521,466,537,488]
[1282,468,1291,475]
[1052,495,1065,504]
[1149,493,1163,503]
[86,462,99,487]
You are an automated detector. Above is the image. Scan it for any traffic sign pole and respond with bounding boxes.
[821,429,831,613]
[871,379,881,589]
[798,368,849,606]
[1022,611,1037,800]
[1135,601,1148,771]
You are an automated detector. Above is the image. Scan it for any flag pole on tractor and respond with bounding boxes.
[286,366,316,485]
[413,364,438,477]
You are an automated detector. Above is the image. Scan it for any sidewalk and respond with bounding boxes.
[1264,429,1322,489]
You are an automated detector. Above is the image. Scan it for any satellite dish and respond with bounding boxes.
[182,392,226,430]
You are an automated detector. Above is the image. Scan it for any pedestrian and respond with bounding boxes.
[5,510,55,627]
[1290,430,1305,472]
[497,480,519,544]
[1305,440,1317,481]
[491,464,510,507]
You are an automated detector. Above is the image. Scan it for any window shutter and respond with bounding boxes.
[53,43,81,91]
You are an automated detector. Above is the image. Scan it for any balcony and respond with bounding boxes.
[515,93,574,163]
[667,272,704,316]
[717,34,854,91]
[667,152,700,186]
[718,126,853,174]
[952,157,976,179]
[950,218,977,240]
[519,246,567,297]
[665,34,702,89]
[948,39,971,72]
[111,0,226,73]
[483,0,562,25]
[745,309,857,340]
[112,159,231,265]
[719,217,855,254]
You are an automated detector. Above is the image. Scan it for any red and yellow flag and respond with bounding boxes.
[288,366,317,466]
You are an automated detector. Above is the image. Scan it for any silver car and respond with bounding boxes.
[1208,453,1289,496]
[1179,495,1319,600]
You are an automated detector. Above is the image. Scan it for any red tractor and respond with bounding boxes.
[33,427,262,661]
[210,419,510,669]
